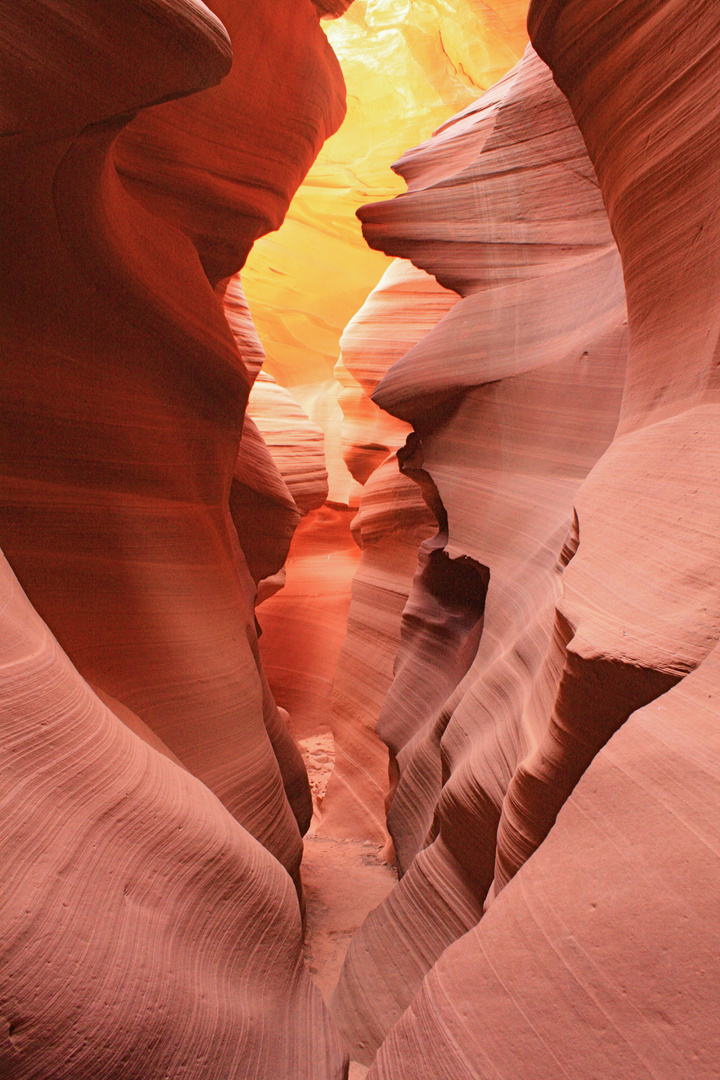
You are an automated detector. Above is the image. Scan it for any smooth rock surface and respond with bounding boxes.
[340,2,720,1074]
[370,641,720,1079]
[320,261,454,843]
[242,0,531,502]
[0,1,349,1074]
[0,0,346,881]
[333,44,630,1060]
[0,550,346,1079]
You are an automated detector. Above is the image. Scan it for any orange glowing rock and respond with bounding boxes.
[242,0,530,499]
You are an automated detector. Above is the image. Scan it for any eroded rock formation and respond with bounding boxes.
[371,641,720,1078]
[3,0,719,1076]
[332,43,633,1061]
[319,262,455,842]
[0,0,348,1075]
[222,273,329,602]
[241,0,531,502]
[0,552,345,1078]
[333,2,720,1075]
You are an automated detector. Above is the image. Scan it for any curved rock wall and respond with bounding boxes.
[222,272,329,601]
[333,2,720,1075]
[4,2,719,1076]
[241,0,531,503]
[318,261,452,842]
[0,553,346,1079]
[0,0,345,876]
[332,42,631,1061]
[372,640,720,1079]
[0,0,349,1075]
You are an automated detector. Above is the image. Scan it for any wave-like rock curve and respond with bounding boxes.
[332,43,630,1061]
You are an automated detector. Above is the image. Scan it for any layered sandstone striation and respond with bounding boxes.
[0,553,346,1079]
[222,273,329,601]
[0,0,345,877]
[0,0,349,1075]
[241,0,531,850]
[371,641,720,1078]
[242,0,531,502]
[4,1,719,1076]
[335,1,720,1074]
[318,262,456,842]
[332,43,631,1059]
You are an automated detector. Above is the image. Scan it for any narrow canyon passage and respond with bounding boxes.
[2,2,720,1079]
[256,505,397,1020]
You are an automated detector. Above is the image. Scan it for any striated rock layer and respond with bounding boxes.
[0,552,346,1079]
[0,0,345,880]
[319,261,455,842]
[371,641,720,1079]
[243,0,530,391]
[333,43,631,1060]
[221,272,329,602]
[242,0,531,503]
[0,0,348,1076]
[337,1,720,1074]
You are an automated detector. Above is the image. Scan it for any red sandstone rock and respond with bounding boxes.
[231,412,302,589]
[340,2,720,1073]
[370,642,720,1079]
[336,260,457,486]
[0,0,347,879]
[312,0,354,15]
[320,455,436,844]
[114,0,347,286]
[257,506,361,753]
[249,372,329,518]
[0,551,346,1079]
[483,0,720,899]
[219,272,328,596]
[0,1,350,1071]
[332,45,629,1060]
[319,261,453,843]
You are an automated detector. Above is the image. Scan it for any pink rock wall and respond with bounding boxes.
[332,43,631,1061]
[319,262,455,843]
[221,272,329,599]
[372,640,720,1079]
[0,552,346,1079]
[0,0,345,880]
[334,2,720,1075]
[0,0,349,1075]
[4,1,719,1075]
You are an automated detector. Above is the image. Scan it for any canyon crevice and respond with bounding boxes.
[1,2,719,1079]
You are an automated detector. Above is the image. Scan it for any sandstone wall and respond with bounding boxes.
[333,3,720,1074]
[0,1,350,1075]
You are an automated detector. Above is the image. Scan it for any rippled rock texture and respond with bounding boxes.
[0,553,345,1079]
[319,262,454,843]
[332,3,720,1076]
[0,1,348,1076]
[242,0,531,503]
[333,42,630,1058]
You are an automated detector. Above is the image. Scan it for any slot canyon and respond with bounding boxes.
[1,0,720,1077]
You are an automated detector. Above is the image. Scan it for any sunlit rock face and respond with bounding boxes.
[332,44,631,1061]
[249,1,531,838]
[242,0,531,501]
[0,1,350,1075]
[114,0,347,287]
[221,272,329,603]
[337,259,457,486]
